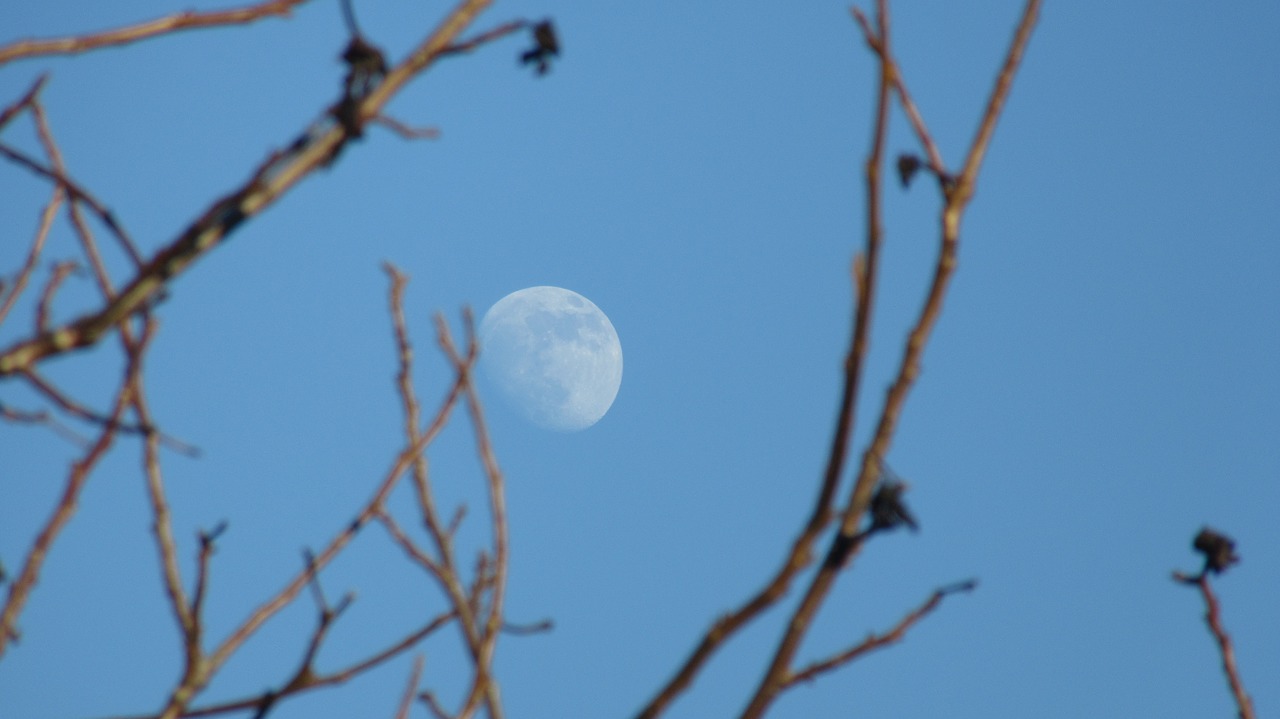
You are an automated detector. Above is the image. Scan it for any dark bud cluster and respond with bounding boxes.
[1193,527,1239,575]
[896,154,922,188]
[869,468,918,534]
[521,20,560,76]
[335,36,388,138]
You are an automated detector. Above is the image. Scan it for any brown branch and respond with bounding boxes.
[371,115,441,140]
[419,691,452,719]
[436,311,509,719]
[440,19,528,57]
[0,178,62,327]
[0,74,48,130]
[782,580,976,688]
[0,400,88,445]
[1172,571,1256,719]
[850,8,947,180]
[383,264,503,719]
[0,320,154,658]
[133,373,197,654]
[0,0,500,377]
[102,612,456,719]
[0,141,143,271]
[0,0,312,66]
[736,4,1041,717]
[34,261,80,333]
[632,10,898,718]
[952,0,1042,205]
[20,368,198,454]
[142,267,488,717]
[394,656,426,719]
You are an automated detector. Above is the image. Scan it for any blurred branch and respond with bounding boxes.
[0,0,506,378]
[0,0,312,66]
[0,320,155,658]
[734,2,1041,717]
[1178,574,1256,719]
[394,656,426,719]
[103,612,456,719]
[383,263,505,719]
[0,399,88,445]
[631,3,1034,716]
[0,74,48,129]
[1173,530,1255,719]
[34,261,80,333]
[782,580,976,689]
[0,142,142,269]
[850,8,946,181]
[435,309,510,719]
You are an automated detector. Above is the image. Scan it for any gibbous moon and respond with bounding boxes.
[478,286,623,432]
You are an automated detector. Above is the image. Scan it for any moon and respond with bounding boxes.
[478,286,623,432]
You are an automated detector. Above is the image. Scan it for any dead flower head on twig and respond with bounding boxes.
[1193,527,1239,576]
[869,462,918,534]
[520,20,559,76]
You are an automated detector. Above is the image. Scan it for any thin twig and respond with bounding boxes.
[21,368,198,454]
[436,311,509,719]
[440,19,528,56]
[371,115,441,140]
[0,0,502,377]
[0,141,142,270]
[737,3,1042,717]
[133,369,196,650]
[1173,573,1256,719]
[0,74,48,130]
[102,612,456,719]
[0,0,311,66]
[34,261,79,333]
[850,8,947,180]
[0,184,62,327]
[783,580,976,687]
[0,320,154,658]
[383,265,502,719]
[0,401,88,445]
[394,656,425,719]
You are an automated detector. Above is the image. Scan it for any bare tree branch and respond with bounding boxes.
[736,3,1042,717]
[0,320,156,657]
[0,0,506,377]
[782,580,976,689]
[0,0,312,66]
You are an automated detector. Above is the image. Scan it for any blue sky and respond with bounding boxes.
[2,1,1279,718]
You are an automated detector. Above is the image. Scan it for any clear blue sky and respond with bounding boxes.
[3,1,1279,717]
